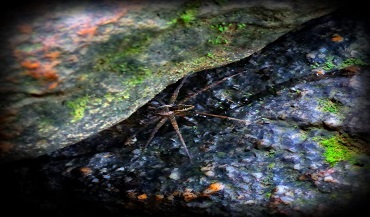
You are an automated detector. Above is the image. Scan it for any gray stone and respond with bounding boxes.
[1,6,366,217]
[0,0,343,163]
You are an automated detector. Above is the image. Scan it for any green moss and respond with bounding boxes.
[172,52,230,74]
[166,1,199,27]
[206,52,215,59]
[318,99,339,114]
[299,132,308,140]
[117,90,131,100]
[211,22,232,33]
[66,95,90,122]
[104,93,115,102]
[265,192,272,198]
[310,62,320,69]
[93,31,153,74]
[179,9,197,26]
[237,23,247,29]
[167,18,178,25]
[207,22,247,46]
[92,30,156,103]
[268,162,275,170]
[91,98,102,105]
[208,35,229,45]
[318,134,356,166]
[322,56,336,71]
[267,149,276,157]
[311,56,369,71]
[103,90,130,105]
[338,57,369,68]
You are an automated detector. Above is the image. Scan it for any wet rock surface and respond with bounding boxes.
[0,0,342,162]
[1,4,370,217]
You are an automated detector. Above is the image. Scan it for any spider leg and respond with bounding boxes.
[178,71,243,104]
[123,116,162,146]
[169,75,189,104]
[128,117,168,164]
[169,114,193,162]
[195,111,250,124]
[143,116,168,150]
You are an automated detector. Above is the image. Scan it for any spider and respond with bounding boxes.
[125,71,249,163]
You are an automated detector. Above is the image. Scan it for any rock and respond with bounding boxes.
[0,0,343,163]
[1,4,369,217]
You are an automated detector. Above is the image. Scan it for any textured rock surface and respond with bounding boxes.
[1,5,369,217]
[0,0,343,163]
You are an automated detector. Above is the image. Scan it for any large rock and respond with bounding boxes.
[0,0,344,163]
[1,5,369,217]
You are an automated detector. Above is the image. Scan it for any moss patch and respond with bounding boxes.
[93,31,154,75]
[311,56,369,71]
[317,133,362,166]
[167,1,200,27]
[318,98,340,114]
[66,95,90,122]
[208,22,247,44]
[338,57,369,68]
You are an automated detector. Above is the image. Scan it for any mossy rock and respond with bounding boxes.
[0,0,343,163]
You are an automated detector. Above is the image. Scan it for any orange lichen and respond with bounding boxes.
[80,167,93,176]
[43,69,59,80]
[21,60,41,69]
[48,82,59,90]
[44,51,61,60]
[21,59,60,81]
[78,26,97,37]
[208,182,225,191]
[155,194,164,201]
[312,68,325,76]
[100,16,120,25]
[48,60,62,68]
[97,3,128,25]
[331,33,344,42]
[183,188,198,202]
[202,182,225,195]
[166,190,182,201]
[316,70,325,76]
[25,68,59,81]
[137,194,148,200]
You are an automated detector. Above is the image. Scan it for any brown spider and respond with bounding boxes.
[126,72,249,162]
[123,63,361,163]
